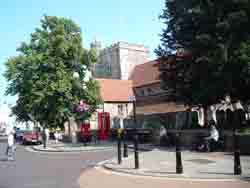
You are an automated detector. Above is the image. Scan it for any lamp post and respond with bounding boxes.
[129,95,139,169]
[129,96,137,126]
[73,68,92,145]
[233,109,244,175]
[176,133,183,174]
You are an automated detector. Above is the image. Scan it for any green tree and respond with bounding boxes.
[156,0,250,114]
[5,16,102,131]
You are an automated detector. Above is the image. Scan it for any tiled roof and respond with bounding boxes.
[96,79,134,102]
[130,59,161,87]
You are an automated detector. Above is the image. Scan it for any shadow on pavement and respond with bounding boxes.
[199,171,235,175]
[240,177,250,182]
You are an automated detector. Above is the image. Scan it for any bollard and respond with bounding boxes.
[117,134,122,164]
[123,130,128,158]
[176,133,183,174]
[84,135,87,147]
[134,134,139,169]
[234,131,242,175]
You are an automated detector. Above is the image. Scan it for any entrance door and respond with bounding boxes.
[98,112,110,140]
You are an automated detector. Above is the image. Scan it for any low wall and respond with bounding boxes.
[160,129,250,154]
[224,134,250,155]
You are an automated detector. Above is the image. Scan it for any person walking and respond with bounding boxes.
[45,128,50,143]
[6,130,15,161]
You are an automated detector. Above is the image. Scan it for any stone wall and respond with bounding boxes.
[93,42,149,80]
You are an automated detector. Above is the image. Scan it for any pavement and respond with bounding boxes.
[79,167,250,188]
[102,148,250,180]
[32,141,115,152]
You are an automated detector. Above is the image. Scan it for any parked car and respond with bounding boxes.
[22,131,42,145]
[15,129,27,141]
[0,132,7,137]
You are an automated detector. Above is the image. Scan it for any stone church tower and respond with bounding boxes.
[92,41,149,80]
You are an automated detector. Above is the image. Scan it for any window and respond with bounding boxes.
[141,89,145,96]
[147,88,152,94]
[118,105,124,116]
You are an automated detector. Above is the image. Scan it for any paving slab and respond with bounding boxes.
[102,149,250,180]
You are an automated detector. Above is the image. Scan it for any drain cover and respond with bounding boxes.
[186,159,215,164]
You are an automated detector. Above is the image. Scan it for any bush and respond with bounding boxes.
[239,127,250,134]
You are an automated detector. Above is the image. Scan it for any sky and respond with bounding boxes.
[0,0,165,105]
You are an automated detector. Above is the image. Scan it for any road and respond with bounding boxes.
[0,137,115,188]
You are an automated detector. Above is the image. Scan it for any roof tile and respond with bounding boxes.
[96,79,134,102]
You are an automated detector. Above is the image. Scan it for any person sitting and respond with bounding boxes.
[204,120,219,152]
[197,120,219,152]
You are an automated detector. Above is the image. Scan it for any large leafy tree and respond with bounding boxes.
[156,0,250,109]
[5,16,102,129]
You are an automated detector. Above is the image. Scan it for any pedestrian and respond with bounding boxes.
[198,120,219,152]
[58,131,63,141]
[45,128,50,143]
[6,130,16,161]
[54,131,59,143]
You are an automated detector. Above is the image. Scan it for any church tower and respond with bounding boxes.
[93,41,149,80]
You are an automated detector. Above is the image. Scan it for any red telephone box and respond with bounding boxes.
[98,112,110,140]
[80,122,91,140]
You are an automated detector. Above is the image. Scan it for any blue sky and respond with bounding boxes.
[0,0,165,105]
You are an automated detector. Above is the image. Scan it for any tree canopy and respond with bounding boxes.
[156,0,250,106]
[4,16,102,128]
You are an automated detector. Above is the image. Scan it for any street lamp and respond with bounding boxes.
[76,100,90,146]
[73,72,80,79]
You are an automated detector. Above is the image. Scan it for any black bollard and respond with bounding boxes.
[134,134,139,169]
[42,131,46,149]
[84,135,87,147]
[123,130,128,158]
[234,131,242,175]
[43,139,46,149]
[176,133,183,174]
[117,134,122,164]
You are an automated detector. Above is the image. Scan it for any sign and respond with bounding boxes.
[129,95,136,102]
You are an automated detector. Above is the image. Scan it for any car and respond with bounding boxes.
[22,131,42,145]
[0,131,7,137]
[15,130,26,141]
